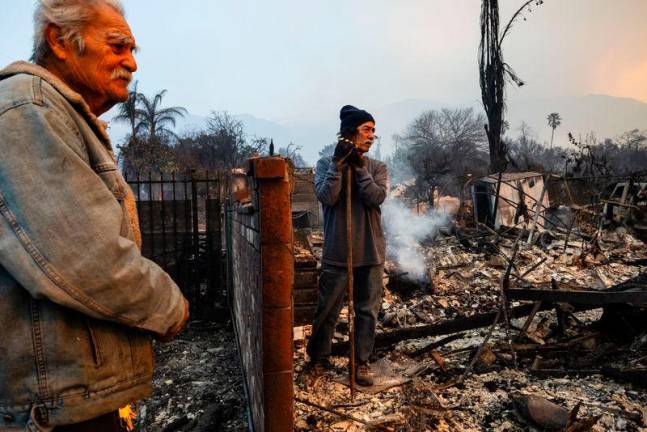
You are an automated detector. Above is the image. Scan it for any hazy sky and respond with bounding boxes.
[1,1,646,135]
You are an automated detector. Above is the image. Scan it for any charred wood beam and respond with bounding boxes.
[330,303,589,356]
[520,258,547,279]
[515,301,542,341]
[506,288,647,306]
[509,332,599,355]
[606,273,647,292]
[408,333,466,358]
[601,366,647,389]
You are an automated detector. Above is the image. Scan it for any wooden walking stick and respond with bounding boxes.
[346,164,356,399]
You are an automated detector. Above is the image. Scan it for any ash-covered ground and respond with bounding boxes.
[132,224,646,431]
[294,227,647,431]
[136,320,248,432]
[295,309,647,431]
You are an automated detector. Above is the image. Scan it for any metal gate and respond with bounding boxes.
[125,170,225,318]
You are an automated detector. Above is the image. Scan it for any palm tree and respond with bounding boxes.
[136,89,187,143]
[114,81,144,142]
[547,112,562,148]
[115,88,187,176]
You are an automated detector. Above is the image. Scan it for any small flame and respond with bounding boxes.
[118,404,137,431]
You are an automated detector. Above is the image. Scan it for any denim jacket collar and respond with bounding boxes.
[0,61,113,154]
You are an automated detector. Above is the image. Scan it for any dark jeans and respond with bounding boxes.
[54,411,123,432]
[307,263,383,363]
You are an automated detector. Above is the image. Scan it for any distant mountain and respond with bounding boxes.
[104,111,293,154]
[506,94,647,146]
[234,113,293,146]
[356,94,647,155]
[104,94,647,166]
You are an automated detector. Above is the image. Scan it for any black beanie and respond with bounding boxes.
[339,105,375,133]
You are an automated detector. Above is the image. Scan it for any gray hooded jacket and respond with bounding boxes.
[0,62,186,430]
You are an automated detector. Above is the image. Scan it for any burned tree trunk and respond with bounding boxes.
[479,0,542,173]
[480,0,507,173]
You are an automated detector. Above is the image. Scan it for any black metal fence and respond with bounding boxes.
[125,170,225,318]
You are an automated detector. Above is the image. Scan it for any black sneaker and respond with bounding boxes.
[355,362,374,386]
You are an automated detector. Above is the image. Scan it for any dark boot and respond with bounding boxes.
[305,358,333,377]
[355,362,374,386]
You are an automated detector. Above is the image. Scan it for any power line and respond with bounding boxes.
[0,49,16,63]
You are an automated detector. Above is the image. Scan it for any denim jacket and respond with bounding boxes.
[0,62,186,430]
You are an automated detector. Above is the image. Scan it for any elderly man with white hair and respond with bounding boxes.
[0,1,189,430]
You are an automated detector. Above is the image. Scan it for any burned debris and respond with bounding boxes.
[128,163,646,432]
[293,171,647,431]
[140,322,249,432]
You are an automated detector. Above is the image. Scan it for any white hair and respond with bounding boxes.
[31,0,125,65]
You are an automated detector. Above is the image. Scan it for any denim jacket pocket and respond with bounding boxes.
[86,320,152,379]
[84,318,102,367]
[128,331,153,377]
[93,163,126,202]
[85,319,133,380]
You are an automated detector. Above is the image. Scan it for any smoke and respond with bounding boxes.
[382,196,451,281]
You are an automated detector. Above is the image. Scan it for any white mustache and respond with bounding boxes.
[111,68,132,83]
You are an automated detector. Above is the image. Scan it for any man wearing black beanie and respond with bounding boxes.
[307,105,388,386]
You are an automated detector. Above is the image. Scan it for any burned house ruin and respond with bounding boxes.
[126,158,646,431]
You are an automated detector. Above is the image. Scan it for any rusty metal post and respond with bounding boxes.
[252,157,294,432]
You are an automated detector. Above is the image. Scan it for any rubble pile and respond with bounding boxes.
[295,311,647,431]
[294,225,647,431]
[296,332,647,431]
[380,226,646,328]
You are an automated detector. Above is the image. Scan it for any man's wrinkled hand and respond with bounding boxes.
[156,298,190,343]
